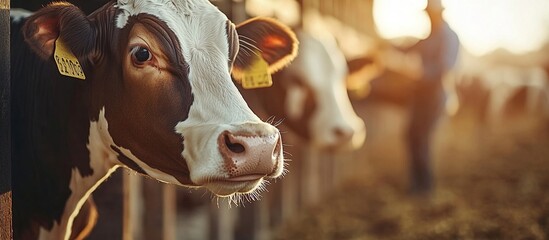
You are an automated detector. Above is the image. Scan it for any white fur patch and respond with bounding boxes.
[115,0,209,28]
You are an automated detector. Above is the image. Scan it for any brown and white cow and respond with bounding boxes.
[238,4,367,150]
[239,29,367,151]
[10,0,297,239]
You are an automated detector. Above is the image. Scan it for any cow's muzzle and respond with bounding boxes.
[218,130,282,180]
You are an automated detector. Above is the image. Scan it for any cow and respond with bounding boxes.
[10,0,298,239]
[449,66,549,134]
[239,29,367,151]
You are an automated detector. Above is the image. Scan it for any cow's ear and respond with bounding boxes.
[22,2,95,60]
[232,17,298,80]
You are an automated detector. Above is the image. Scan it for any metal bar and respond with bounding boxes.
[0,0,12,239]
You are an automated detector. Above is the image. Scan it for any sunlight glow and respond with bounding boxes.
[245,0,300,27]
[373,0,430,40]
[373,0,549,56]
[443,0,549,55]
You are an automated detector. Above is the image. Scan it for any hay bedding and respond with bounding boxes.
[275,105,549,240]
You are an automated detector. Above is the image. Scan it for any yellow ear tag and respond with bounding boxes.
[54,38,86,80]
[241,54,272,89]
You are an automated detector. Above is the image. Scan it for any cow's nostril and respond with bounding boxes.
[333,127,353,141]
[224,134,246,153]
[334,128,346,138]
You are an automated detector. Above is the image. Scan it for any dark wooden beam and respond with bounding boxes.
[0,0,12,239]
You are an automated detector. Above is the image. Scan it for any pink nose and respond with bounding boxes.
[333,127,354,143]
[218,131,282,180]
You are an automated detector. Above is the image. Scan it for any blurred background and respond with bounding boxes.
[11,0,549,239]
[265,0,549,239]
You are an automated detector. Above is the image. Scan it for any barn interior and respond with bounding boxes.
[8,0,549,239]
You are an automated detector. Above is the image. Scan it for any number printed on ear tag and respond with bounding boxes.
[241,53,272,89]
[54,38,86,80]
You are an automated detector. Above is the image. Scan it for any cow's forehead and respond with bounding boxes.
[115,0,228,33]
[115,0,232,79]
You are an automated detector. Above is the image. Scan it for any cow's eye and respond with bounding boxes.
[130,46,152,65]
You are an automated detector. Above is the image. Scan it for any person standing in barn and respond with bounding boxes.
[402,0,460,193]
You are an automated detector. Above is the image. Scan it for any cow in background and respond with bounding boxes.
[240,7,368,151]
[10,0,298,239]
[239,29,367,151]
[447,65,549,145]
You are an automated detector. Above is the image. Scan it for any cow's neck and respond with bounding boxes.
[34,76,122,240]
[35,84,123,240]
[11,19,118,240]
[38,153,119,240]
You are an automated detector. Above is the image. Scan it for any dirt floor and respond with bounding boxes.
[275,101,549,240]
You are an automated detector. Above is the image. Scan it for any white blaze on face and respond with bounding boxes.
[287,31,366,149]
[115,0,272,185]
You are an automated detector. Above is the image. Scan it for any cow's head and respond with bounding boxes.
[242,30,366,150]
[22,0,298,196]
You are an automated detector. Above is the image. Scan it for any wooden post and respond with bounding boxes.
[234,199,269,240]
[140,178,178,240]
[296,0,304,28]
[302,145,320,206]
[230,0,247,25]
[123,172,143,240]
[319,153,333,194]
[209,201,235,240]
[281,161,299,220]
[162,184,176,240]
[0,0,12,239]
